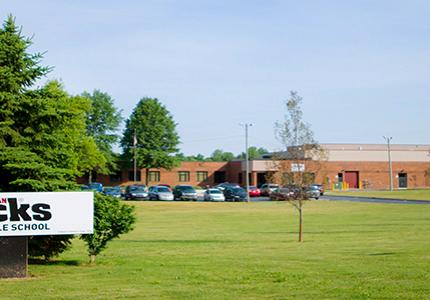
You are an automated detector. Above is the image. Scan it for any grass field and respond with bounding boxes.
[326,189,430,200]
[2,200,430,299]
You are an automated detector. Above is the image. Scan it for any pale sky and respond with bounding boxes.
[2,1,430,156]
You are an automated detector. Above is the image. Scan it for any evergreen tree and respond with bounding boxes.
[0,15,105,259]
[0,15,49,149]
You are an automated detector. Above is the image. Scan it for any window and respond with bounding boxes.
[214,171,226,183]
[148,171,160,182]
[196,171,208,182]
[178,171,190,182]
[128,170,141,181]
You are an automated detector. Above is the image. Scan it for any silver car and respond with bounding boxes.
[306,185,321,200]
[204,188,225,201]
[148,186,174,201]
[260,183,279,196]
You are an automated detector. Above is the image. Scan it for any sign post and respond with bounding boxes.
[0,192,93,278]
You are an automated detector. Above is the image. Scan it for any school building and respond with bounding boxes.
[88,144,430,190]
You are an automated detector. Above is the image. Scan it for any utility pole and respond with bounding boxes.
[241,123,252,202]
[383,136,393,191]
[133,129,137,183]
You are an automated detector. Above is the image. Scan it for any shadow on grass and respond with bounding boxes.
[28,258,80,266]
[252,230,388,234]
[367,252,396,256]
[123,239,233,244]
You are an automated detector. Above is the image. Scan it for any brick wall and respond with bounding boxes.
[82,160,430,190]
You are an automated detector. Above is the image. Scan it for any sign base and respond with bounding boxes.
[0,237,27,278]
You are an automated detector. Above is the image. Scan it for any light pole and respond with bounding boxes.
[241,123,252,202]
[133,129,137,182]
[383,136,393,191]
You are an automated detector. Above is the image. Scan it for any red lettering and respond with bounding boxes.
[0,198,6,204]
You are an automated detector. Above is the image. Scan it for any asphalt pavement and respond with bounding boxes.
[248,195,430,204]
[320,195,430,205]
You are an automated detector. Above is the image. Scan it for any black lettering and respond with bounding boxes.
[32,203,52,221]
[0,204,6,222]
[8,198,31,221]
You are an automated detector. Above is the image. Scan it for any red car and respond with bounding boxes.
[248,186,261,197]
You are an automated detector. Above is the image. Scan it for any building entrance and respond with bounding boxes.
[345,171,359,188]
[398,173,407,188]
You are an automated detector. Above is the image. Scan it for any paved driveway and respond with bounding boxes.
[249,195,430,205]
[321,195,430,204]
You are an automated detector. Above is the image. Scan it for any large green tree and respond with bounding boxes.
[209,149,235,162]
[0,15,105,259]
[0,15,49,151]
[121,97,180,185]
[237,146,269,160]
[82,90,123,181]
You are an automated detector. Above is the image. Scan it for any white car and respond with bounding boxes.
[148,186,174,201]
[204,188,225,201]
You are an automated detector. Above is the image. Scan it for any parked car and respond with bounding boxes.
[173,185,198,201]
[286,185,320,200]
[88,182,103,193]
[103,186,122,198]
[204,188,225,201]
[223,186,247,202]
[125,185,148,200]
[148,186,174,201]
[306,185,321,200]
[270,187,291,201]
[158,184,172,191]
[248,186,261,197]
[214,182,240,191]
[310,184,324,195]
[260,183,279,196]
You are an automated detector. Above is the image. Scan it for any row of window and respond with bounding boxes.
[111,171,210,183]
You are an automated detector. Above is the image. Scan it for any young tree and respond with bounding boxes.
[274,91,325,242]
[82,90,123,181]
[121,98,180,185]
[81,193,135,263]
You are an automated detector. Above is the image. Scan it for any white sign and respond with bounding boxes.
[291,163,305,172]
[0,192,93,237]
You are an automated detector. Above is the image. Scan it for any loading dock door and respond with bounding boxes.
[344,171,359,188]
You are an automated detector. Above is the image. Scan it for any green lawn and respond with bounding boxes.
[326,189,430,200]
[2,201,430,299]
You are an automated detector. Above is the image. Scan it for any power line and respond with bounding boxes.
[181,135,243,143]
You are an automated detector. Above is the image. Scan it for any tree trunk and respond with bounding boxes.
[298,206,303,242]
[89,254,96,264]
[89,172,92,184]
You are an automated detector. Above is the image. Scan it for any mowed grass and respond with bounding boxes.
[326,189,430,200]
[2,201,430,299]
